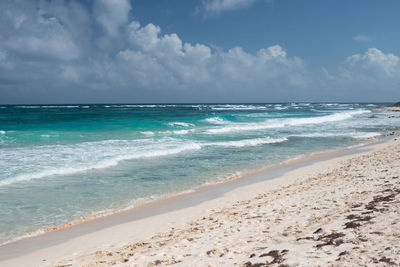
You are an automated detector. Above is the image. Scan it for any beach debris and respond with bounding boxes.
[313,227,322,234]
[378,256,397,265]
[344,214,373,229]
[243,249,288,266]
[316,232,345,248]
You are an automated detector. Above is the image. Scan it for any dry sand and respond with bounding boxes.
[1,137,399,266]
[384,106,400,112]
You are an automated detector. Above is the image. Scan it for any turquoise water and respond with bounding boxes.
[0,103,399,243]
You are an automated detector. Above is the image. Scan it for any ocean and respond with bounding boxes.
[0,103,399,244]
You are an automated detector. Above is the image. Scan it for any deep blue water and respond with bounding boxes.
[0,103,399,243]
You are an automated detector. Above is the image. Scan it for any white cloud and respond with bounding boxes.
[346,48,399,75]
[8,33,79,61]
[94,0,131,37]
[0,0,305,101]
[352,34,371,42]
[115,21,306,93]
[1,1,83,61]
[315,48,400,100]
[203,0,257,13]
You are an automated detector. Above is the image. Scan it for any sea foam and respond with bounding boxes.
[0,139,202,186]
[210,104,268,110]
[168,122,194,127]
[206,110,370,134]
[294,131,381,139]
[204,117,228,124]
[0,135,292,186]
[207,137,288,147]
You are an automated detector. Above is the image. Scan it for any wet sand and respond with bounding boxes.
[0,136,399,266]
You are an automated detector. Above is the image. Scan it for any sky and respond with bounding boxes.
[0,0,399,104]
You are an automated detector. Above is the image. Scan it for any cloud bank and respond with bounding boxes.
[0,0,399,104]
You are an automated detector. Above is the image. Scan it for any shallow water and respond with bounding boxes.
[0,103,399,243]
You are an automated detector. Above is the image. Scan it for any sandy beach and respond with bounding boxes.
[386,107,400,112]
[1,136,399,266]
[2,0,400,266]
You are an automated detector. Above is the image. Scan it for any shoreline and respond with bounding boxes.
[0,136,383,249]
[0,134,396,266]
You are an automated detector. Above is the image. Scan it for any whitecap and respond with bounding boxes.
[173,130,190,135]
[141,131,155,136]
[168,122,194,127]
[204,117,228,124]
[207,137,288,148]
[40,106,80,108]
[210,104,267,110]
[353,132,381,138]
[293,131,381,139]
[206,110,370,134]
[0,139,202,187]
[16,106,40,108]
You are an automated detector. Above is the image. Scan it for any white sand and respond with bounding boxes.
[1,137,399,266]
[385,106,400,112]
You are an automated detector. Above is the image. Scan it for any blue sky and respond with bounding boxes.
[0,0,399,104]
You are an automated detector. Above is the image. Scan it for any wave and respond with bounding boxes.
[15,106,41,108]
[141,131,155,136]
[293,131,381,139]
[352,132,381,138]
[158,129,196,135]
[173,130,192,135]
[103,104,180,108]
[319,103,356,109]
[210,104,268,110]
[147,130,191,136]
[168,122,194,127]
[274,104,288,110]
[16,105,81,109]
[281,109,369,125]
[40,105,80,108]
[207,137,288,147]
[0,134,293,186]
[127,105,157,108]
[206,110,370,134]
[0,140,202,187]
[0,130,5,135]
[104,105,148,108]
[204,117,228,124]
